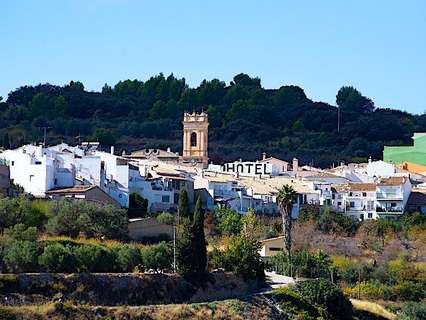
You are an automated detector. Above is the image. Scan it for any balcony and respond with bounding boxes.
[376,192,403,200]
[376,206,403,214]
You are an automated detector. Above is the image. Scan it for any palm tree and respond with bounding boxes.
[276,184,296,255]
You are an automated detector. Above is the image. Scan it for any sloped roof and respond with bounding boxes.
[46,185,97,194]
[348,183,376,192]
[378,176,406,186]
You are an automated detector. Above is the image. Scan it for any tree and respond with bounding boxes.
[210,235,265,282]
[46,199,90,237]
[191,197,207,276]
[336,86,374,114]
[128,193,148,218]
[3,240,38,272]
[277,185,296,255]
[178,189,190,221]
[85,205,128,239]
[215,207,243,236]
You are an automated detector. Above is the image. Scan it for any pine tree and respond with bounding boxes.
[191,197,207,275]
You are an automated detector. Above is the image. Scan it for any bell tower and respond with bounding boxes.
[182,112,209,165]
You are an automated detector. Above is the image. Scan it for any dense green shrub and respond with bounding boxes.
[114,245,141,272]
[38,243,76,272]
[46,199,128,239]
[140,242,172,272]
[156,212,174,225]
[272,286,324,320]
[3,240,38,272]
[393,281,425,301]
[3,224,37,242]
[215,207,243,236]
[73,245,115,272]
[298,205,359,235]
[209,235,264,282]
[345,281,393,300]
[268,250,331,278]
[398,302,426,320]
[295,279,353,320]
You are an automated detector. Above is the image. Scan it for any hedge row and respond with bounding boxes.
[1,240,172,273]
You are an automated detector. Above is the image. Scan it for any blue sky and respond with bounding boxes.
[1,0,425,113]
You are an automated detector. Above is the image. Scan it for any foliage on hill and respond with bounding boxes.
[1,73,422,166]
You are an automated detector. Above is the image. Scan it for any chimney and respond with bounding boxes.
[122,150,126,156]
[292,158,299,172]
[110,146,115,155]
[262,152,266,161]
[167,147,171,153]
[368,156,372,164]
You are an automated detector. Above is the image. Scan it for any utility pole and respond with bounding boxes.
[173,222,176,273]
[41,126,52,147]
[337,106,340,133]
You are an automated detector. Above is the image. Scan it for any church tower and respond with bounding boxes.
[182,112,209,165]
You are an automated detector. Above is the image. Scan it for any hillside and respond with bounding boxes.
[1,73,423,167]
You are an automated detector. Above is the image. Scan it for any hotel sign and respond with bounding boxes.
[208,162,272,176]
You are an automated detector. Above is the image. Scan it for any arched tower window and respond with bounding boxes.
[190,132,197,147]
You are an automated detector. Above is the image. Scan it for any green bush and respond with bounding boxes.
[272,286,323,320]
[268,250,331,278]
[73,245,115,272]
[295,278,353,320]
[210,235,264,282]
[345,281,393,300]
[215,207,243,236]
[38,243,76,272]
[46,199,128,239]
[156,212,174,225]
[398,302,426,320]
[3,224,38,242]
[114,245,141,272]
[2,240,38,272]
[25,199,49,228]
[393,281,425,301]
[140,242,172,272]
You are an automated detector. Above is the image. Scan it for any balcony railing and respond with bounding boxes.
[376,192,403,200]
[376,207,403,213]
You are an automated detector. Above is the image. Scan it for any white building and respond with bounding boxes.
[0,144,74,197]
[376,176,412,219]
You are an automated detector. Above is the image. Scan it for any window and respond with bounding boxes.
[362,192,367,197]
[29,175,34,182]
[349,192,353,196]
[349,201,355,208]
[338,201,342,206]
[368,212,373,219]
[162,195,170,203]
[11,161,14,166]
[54,178,58,185]
[269,247,282,252]
[391,203,397,207]
[190,132,197,147]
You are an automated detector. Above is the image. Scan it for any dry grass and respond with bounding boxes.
[39,234,148,249]
[0,297,278,320]
[0,303,55,316]
[351,299,396,320]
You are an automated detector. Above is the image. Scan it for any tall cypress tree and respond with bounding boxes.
[178,188,190,222]
[191,196,207,275]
